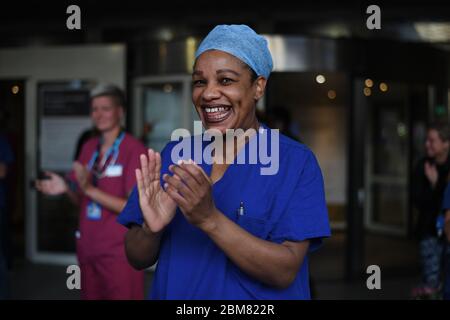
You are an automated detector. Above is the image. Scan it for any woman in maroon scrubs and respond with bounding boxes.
[36,84,146,299]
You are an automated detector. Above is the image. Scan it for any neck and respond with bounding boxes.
[435,150,449,164]
[218,118,260,164]
[101,126,121,147]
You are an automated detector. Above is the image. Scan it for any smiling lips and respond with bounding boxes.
[202,105,232,123]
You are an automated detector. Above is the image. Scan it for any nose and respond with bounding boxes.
[202,83,221,101]
[91,109,102,120]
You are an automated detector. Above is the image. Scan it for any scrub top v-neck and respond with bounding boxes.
[118,124,331,299]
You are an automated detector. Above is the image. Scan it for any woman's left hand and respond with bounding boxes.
[73,161,92,193]
[163,160,217,229]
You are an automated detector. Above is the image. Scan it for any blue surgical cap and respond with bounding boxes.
[195,24,273,79]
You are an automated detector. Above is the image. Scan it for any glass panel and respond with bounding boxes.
[38,189,78,252]
[371,183,407,226]
[368,82,409,230]
[372,103,408,176]
[266,72,349,225]
[142,82,183,151]
[37,82,93,252]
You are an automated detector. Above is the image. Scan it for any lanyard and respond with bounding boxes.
[88,132,125,181]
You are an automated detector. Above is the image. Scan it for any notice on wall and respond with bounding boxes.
[40,117,92,171]
[38,84,93,172]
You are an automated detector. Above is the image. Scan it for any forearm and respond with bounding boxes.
[125,224,162,270]
[84,186,127,214]
[200,209,308,289]
[65,188,81,206]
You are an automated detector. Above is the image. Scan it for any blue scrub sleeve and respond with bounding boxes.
[0,136,14,164]
[117,186,144,228]
[117,142,175,228]
[269,151,331,251]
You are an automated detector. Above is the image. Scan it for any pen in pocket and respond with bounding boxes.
[238,201,245,216]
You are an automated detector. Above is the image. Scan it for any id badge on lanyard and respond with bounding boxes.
[88,132,125,177]
[85,132,125,221]
[87,201,102,221]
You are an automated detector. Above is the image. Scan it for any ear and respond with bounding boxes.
[253,77,267,102]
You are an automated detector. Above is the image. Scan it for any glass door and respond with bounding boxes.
[36,81,93,264]
[364,80,409,235]
[133,75,197,150]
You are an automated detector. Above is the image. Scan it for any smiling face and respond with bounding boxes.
[425,128,449,158]
[90,95,123,133]
[192,50,266,133]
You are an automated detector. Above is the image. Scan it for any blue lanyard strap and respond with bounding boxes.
[88,132,125,171]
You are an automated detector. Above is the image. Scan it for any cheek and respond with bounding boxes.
[192,89,202,104]
[102,111,112,120]
[225,87,251,105]
[432,143,441,151]
[91,111,100,120]
[112,109,123,118]
[234,90,255,111]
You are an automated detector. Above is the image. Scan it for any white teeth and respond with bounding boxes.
[204,106,228,113]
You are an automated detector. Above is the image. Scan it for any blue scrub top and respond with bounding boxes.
[118,125,331,299]
[442,184,450,211]
[0,135,14,208]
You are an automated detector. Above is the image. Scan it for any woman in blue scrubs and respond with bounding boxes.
[439,184,450,300]
[118,25,331,299]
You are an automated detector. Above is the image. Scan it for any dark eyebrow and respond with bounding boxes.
[216,69,241,76]
[192,69,241,77]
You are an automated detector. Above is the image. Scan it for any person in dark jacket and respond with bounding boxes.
[412,123,450,297]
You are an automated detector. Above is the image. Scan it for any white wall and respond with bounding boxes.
[0,44,125,83]
[0,44,125,264]
[293,105,347,205]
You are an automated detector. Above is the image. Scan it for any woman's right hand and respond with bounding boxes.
[35,171,68,195]
[136,149,177,234]
[424,162,438,188]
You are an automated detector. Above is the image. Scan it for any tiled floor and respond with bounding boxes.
[309,231,421,299]
[7,231,423,300]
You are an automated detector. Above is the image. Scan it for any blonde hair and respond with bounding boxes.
[90,83,126,109]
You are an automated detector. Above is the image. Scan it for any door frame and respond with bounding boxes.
[363,81,410,236]
[0,45,126,265]
[132,75,193,140]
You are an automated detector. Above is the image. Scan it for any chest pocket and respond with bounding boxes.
[237,215,275,240]
[234,192,276,240]
[97,175,125,196]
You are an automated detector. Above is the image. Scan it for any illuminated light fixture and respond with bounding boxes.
[327,90,336,100]
[315,74,326,84]
[379,82,388,92]
[414,22,450,43]
[365,79,373,88]
[315,23,351,38]
[157,27,174,41]
[363,87,371,96]
[11,85,19,94]
[163,84,173,93]
[397,123,407,137]
[186,37,197,72]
